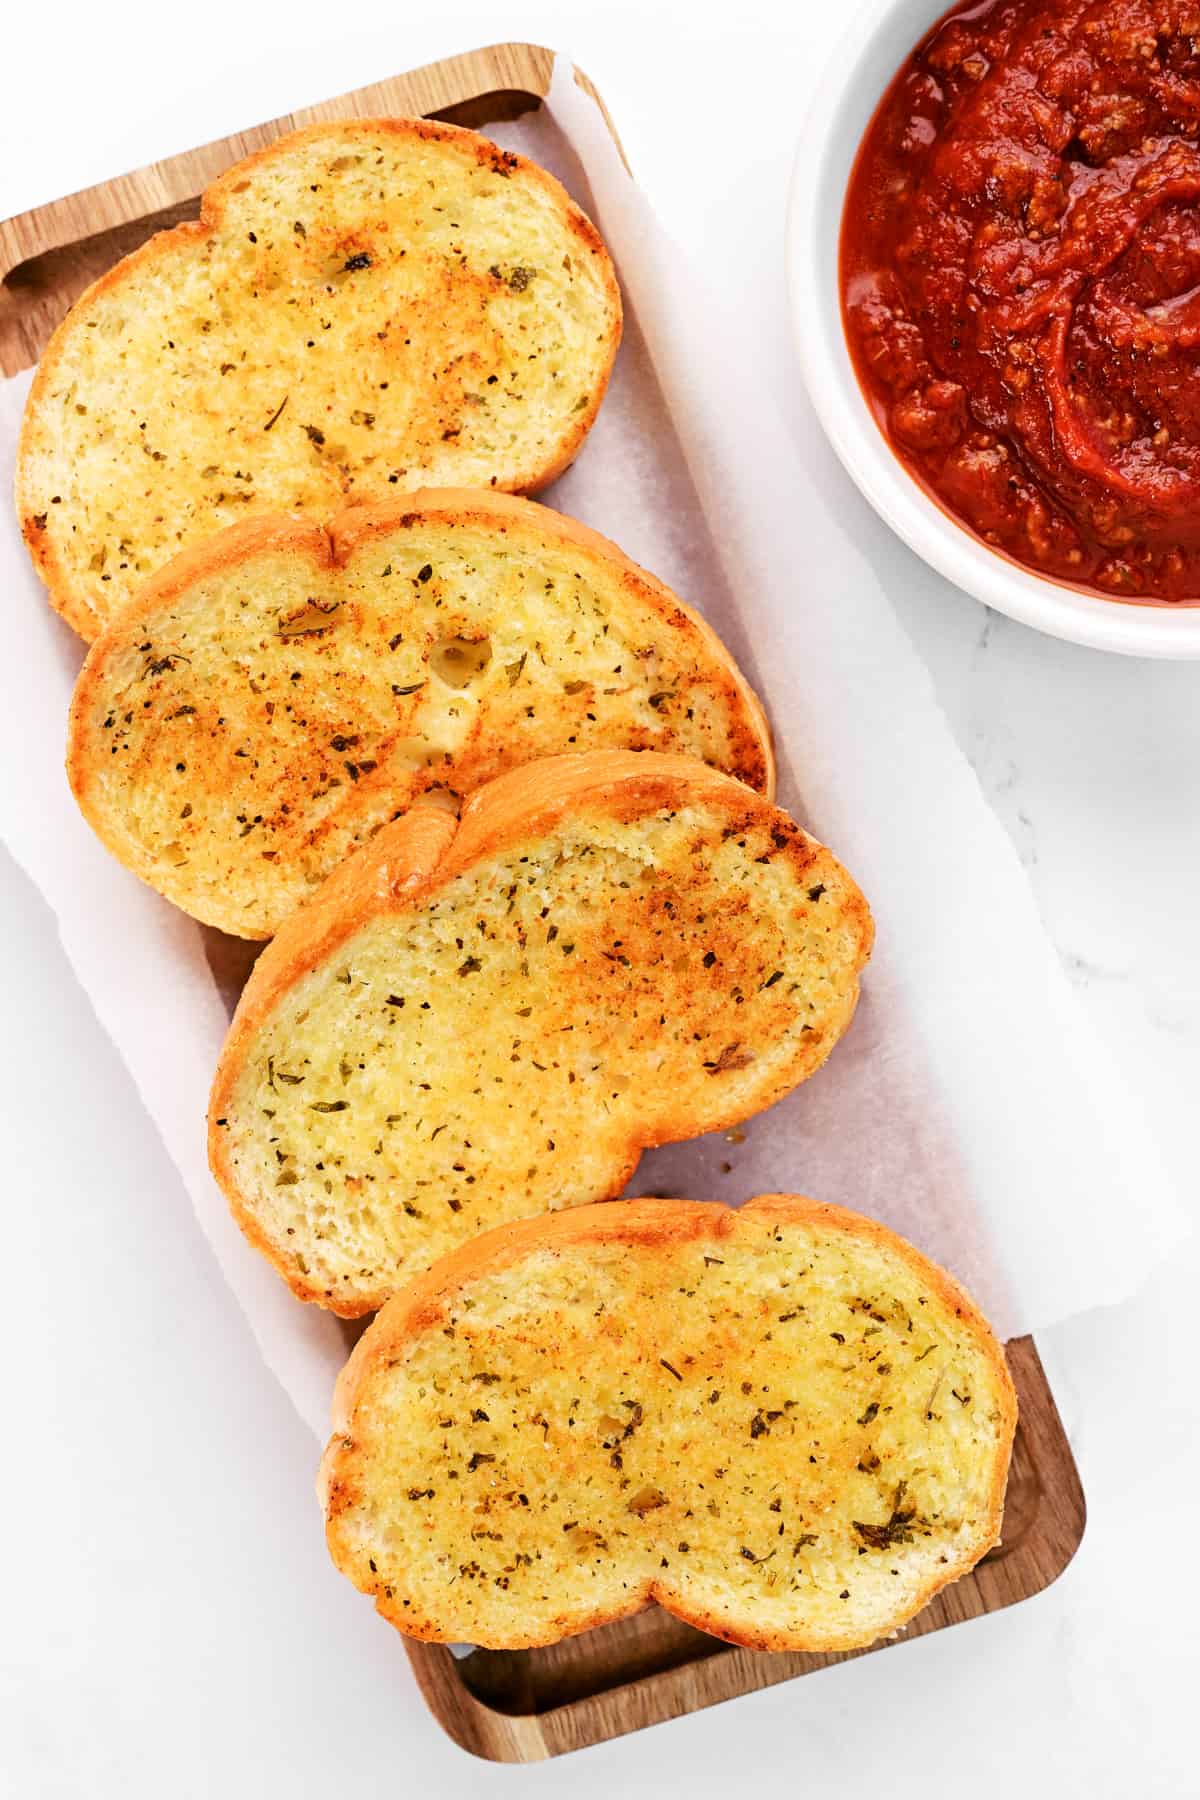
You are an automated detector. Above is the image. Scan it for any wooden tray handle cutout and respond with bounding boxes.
[399,1337,1085,1761]
[0,44,561,376]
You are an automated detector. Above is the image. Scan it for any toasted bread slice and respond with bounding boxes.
[209,752,873,1315]
[319,1194,1016,1651]
[18,118,621,639]
[67,492,772,939]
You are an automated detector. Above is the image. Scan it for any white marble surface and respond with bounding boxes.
[1,2,1197,1794]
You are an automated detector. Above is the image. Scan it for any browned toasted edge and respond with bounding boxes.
[17,115,623,642]
[207,751,873,1314]
[66,511,335,934]
[66,490,775,939]
[317,1193,1017,1654]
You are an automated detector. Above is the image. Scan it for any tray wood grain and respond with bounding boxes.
[0,43,1087,1762]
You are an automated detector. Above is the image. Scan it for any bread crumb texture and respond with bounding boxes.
[319,1196,1016,1651]
[69,494,770,938]
[210,758,872,1314]
[19,119,621,638]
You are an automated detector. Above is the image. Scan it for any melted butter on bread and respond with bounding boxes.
[319,1196,1016,1651]
[209,753,873,1314]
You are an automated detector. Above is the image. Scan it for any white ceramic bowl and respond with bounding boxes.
[787,0,1200,658]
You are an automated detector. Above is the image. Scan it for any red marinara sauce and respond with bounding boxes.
[841,0,1200,604]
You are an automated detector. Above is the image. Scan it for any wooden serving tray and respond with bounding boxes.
[0,42,1087,1762]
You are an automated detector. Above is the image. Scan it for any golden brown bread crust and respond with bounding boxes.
[66,489,774,938]
[208,751,873,1313]
[18,117,622,639]
[318,1194,1017,1652]
[72,511,333,624]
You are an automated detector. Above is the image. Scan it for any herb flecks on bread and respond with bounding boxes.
[319,1195,1017,1651]
[68,493,771,939]
[209,753,873,1315]
[18,118,621,638]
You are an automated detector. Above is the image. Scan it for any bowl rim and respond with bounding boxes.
[786,0,1200,660]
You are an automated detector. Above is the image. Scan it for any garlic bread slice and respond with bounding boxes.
[68,492,771,938]
[19,118,621,637]
[209,752,873,1314]
[320,1195,1016,1650]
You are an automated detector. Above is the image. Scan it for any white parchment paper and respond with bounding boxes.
[0,60,1185,1439]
